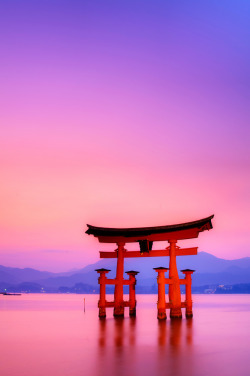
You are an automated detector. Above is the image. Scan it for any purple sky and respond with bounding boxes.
[0,0,249,271]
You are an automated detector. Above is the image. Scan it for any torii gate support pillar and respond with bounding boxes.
[181,269,195,318]
[126,271,139,317]
[95,268,110,318]
[154,267,168,320]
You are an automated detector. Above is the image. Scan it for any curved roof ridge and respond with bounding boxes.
[86,215,214,239]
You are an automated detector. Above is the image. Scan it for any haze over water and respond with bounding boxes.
[1,294,250,376]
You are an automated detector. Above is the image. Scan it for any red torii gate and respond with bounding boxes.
[86,215,214,319]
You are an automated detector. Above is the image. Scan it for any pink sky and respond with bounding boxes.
[0,1,249,271]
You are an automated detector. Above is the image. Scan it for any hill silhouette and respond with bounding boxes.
[1,252,250,293]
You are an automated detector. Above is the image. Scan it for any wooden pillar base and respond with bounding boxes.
[129,308,136,317]
[99,307,106,318]
[157,308,167,320]
[186,309,193,318]
[170,307,182,319]
[114,306,124,317]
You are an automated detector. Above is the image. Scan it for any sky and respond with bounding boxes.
[0,0,249,272]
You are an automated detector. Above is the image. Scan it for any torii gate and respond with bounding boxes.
[86,215,214,319]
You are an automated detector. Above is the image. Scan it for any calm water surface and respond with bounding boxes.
[1,294,250,376]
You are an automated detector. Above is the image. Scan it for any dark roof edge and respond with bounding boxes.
[85,215,214,237]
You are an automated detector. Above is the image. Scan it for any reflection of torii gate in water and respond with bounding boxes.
[86,215,214,319]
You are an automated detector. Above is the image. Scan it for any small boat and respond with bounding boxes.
[0,292,21,296]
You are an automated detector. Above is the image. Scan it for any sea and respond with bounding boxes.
[1,294,250,376]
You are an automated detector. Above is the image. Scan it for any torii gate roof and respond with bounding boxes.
[86,215,214,243]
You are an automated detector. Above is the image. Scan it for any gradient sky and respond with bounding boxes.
[0,0,249,271]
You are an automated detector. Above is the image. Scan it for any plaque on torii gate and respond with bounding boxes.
[86,215,214,319]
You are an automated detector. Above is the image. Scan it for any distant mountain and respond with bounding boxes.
[0,265,56,284]
[1,252,250,293]
[59,252,250,287]
[71,251,250,274]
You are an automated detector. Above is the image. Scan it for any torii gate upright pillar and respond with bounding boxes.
[114,242,125,317]
[169,240,182,318]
